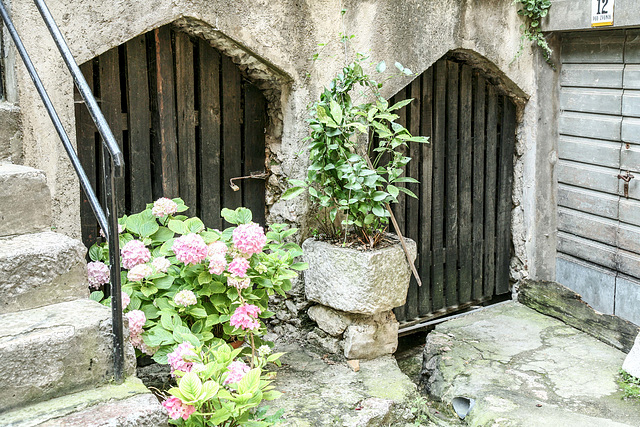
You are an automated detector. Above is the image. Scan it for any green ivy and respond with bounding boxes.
[515,0,554,68]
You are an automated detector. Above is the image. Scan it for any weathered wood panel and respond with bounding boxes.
[624,65,640,89]
[561,64,624,89]
[559,111,622,141]
[483,87,499,297]
[558,184,619,220]
[557,160,620,195]
[617,250,640,280]
[243,84,267,226]
[617,223,640,255]
[125,35,152,213]
[419,68,433,316]
[620,145,640,172]
[625,30,640,64]
[620,198,640,227]
[562,33,625,64]
[444,61,459,307]
[557,135,620,169]
[622,118,640,144]
[558,207,618,247]
[472,74,486,301]
[458,64,473,304]
[560,87,622,115]
[622,91,640,118]
[557,231,617,270]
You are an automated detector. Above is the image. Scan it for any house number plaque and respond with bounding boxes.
[592,0,614,27]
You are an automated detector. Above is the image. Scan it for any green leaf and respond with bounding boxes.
[167,220,188,235]
[389,98,413,111]
[394,61,404,72]
[376,60,386,73]
[372,205,386,217]
[237,368,261,395]
[220,208,239,224]
[141,284,158,297]
[290,262,309,271]
[188,307,208,318]
[281,186,306,200]
[408,136,430,143]
[161,313,174,331]
[89,290,104,302]
[236,207,253,224]
[387,184,399,198]
[329,99,343,124]
[179,371,203,402]
[392,176,419,184]
[198,271,212,285]
[150,226,174,242]
[154,275,174,289]
[88,245,102,262]
[263,390,283,401]
[184,217,205,234]
[398,186,418,198]
[372,191,387,201]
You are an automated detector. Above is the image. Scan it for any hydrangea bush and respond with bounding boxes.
[88,199,306,365]
[163,341,284,426]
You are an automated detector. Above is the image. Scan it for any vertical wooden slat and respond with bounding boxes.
[405,78,421,321]
[125,35,152,213]
[445,60,459,308]
[243,83,267,226]
[484,87,499,297]
[394,90,408,238]
[154,26,179,198]
[431,59,447,311]
[458,64,473,303]
[472,75,486,300]
[221,56,243,215]
[418,67,433,316]
[199,39,221,229]
[496,97,516,294]
[76,61,98,247]
[99,47,126,215]
[175,32,197,215]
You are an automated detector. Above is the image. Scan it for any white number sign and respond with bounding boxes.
[592,0,614,27]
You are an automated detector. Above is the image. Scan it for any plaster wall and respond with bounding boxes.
[5,0,552,283]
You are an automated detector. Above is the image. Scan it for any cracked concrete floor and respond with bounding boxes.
[422,302,640,427]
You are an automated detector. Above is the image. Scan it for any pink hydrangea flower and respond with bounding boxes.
[163,396,196,420]
[127,263,152,282]
[174,289,197,307]
[130,333,157,355]
[172,234,208,266]
[224,361,251,385]
[167,342,196,376]
[230,304,261,331]
[152,256,171,273]
[87,261,110,289]
[152,197,178,217]
[99,223,124,238]
[207,241,228,258]
[233,223,267,255]
[228,258,250,278]
[228,276,251,290]
[121,240,151,269]
[126,310,146,336]
[208,254,227,275]
[121,292,131,309]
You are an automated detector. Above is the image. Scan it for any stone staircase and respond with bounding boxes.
[0,103,166,426]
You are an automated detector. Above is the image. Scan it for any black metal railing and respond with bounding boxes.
[0,0,125,382]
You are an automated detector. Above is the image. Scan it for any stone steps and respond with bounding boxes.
[3,377,167,427]
[0,299,136,413]
[0,163,50,238]
[0,101,22,163]
[0,231,88,314]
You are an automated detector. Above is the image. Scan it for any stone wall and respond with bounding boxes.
[4,0,554,323]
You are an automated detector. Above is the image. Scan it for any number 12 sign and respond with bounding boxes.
[592,0,614,27]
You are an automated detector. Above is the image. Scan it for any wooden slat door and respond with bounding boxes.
[390,56,517,327]
[75,25,268,248]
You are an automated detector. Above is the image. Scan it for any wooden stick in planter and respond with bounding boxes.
[363,155,422,287]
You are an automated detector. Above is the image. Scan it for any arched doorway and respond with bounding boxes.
[75,25,268,247]
[390,54,517,327]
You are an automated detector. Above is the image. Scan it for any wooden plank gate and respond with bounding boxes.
[75,25,268,248]
[390,56,517,328]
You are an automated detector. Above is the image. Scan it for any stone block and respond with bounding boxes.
[622,334,640,379]
[0,164,50,237]
[615,277,640,326]
[0,231,88,314]
[343,311,399,360]
[302,237,417,315]
[307,304,351,336]
[0,299,136,411]
[0,102,22,163]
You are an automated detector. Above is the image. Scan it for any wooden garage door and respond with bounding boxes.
[556,29,640,325]
[390,56,517,327]
[75,25,267,248]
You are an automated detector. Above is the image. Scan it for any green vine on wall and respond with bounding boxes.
[515,0,555,69]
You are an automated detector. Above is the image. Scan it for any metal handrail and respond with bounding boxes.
[0,0,125,383]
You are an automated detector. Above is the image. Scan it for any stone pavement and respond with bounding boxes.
[421,301,640,427]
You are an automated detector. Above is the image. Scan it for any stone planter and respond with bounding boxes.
[302,236,417,315]
[302,236,417,359]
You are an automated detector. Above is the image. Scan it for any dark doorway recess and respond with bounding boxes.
[75,25,268,248]
[389,55,517,329]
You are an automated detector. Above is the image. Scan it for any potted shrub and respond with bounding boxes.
[283,55,428,357]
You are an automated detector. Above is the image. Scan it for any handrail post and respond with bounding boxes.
[104,152,124,384]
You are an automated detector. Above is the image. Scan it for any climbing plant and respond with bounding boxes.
[514,0,554,68]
